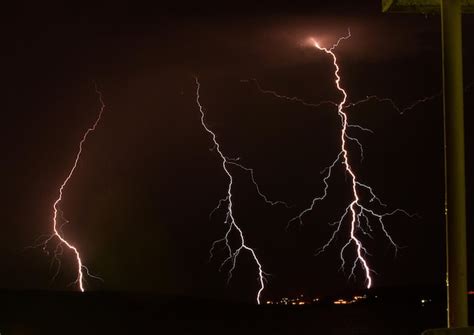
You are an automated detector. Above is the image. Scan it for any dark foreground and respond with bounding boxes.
[0,290,471,335]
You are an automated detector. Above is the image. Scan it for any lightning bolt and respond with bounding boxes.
[194,77,288,304]
[244,31,419,288]
[298,31,418,287]
[241,80,440,117]
[42,84,105,291]
[305,32,375,286]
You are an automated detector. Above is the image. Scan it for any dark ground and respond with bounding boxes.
[0,288,472,335]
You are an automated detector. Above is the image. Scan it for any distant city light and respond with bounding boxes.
[333,295,367,305]
[264,294,369,306]
[420,298,432,306]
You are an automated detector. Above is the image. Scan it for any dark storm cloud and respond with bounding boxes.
[157,14,441,75]
[4,1,441,78]
[266,15,440,61]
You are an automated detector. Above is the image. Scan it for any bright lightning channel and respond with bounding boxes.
[245,31,418,288]
[42,85,105,291]
[194,77,287,304]
[310,31,375,287]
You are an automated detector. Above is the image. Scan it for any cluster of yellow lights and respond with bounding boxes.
[333,295,367,305]
[265,295,320,306]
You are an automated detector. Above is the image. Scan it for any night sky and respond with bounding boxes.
[2,1,473,303]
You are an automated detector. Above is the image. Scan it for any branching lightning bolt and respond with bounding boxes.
[41,84,105,291]
[241,80,440,117]
[195,77,288,304]
[240,78,338,110]
[298,31,417,287]
[244,31,419,288]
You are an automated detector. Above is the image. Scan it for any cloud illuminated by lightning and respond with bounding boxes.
[244,31,418,288]
[42,84,105,291]
[194,77,289,304]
